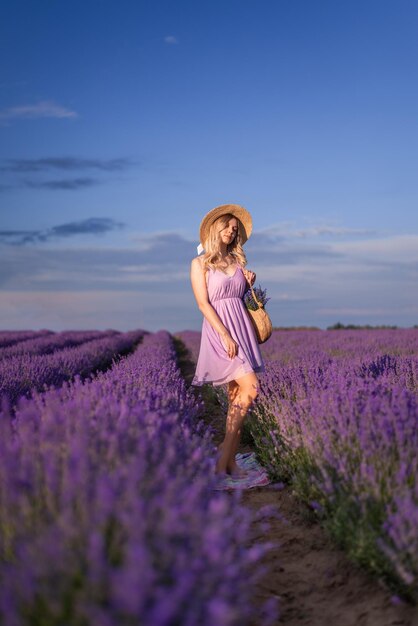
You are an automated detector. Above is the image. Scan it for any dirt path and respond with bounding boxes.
[174,337,418,626]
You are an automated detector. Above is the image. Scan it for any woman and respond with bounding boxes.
[190,203,268,489]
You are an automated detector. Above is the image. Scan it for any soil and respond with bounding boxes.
[174,337,418,626]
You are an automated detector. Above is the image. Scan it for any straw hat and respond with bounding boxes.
[199,203,253,248]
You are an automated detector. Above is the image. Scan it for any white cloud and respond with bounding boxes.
[1,226,418,330]
[119,265,189,281]
[0,290,144,329]
[164,35,178,45]
[0,290,195,332]
[317,306,418,317]
[293,226,375,237]
[331,235,418,263]
[0,100,77,123]
[258,221,376,239]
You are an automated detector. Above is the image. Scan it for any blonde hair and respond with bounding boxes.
[201,213,247,272]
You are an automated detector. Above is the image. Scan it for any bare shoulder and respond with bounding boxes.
[191,256,205,271]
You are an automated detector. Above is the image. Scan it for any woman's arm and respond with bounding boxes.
[190,257,238,359]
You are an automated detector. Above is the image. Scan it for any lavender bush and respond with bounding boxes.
[0,330,116,360]
[174,330,202,363]
[0,330,54,349]
[0,329,145,407]
[0,330,279,625]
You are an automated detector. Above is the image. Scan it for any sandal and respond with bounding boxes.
[213,470,270,491]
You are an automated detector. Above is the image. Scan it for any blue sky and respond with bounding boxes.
[1,0,417,331]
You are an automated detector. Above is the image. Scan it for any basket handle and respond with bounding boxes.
[250,285,264,309]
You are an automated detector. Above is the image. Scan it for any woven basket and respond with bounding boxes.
[246,286,273,344]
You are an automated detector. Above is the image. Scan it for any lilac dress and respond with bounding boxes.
[191,263,265,387]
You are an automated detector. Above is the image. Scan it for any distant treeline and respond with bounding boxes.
[327,322,400,330]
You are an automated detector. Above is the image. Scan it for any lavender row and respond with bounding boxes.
[260,328,418,364]
[0,329,119,360]
[0,329,145,408]
[175,330,201,363]
[177,328,418,367]
[257,332,418,602]
[0,329,54,349]
[0,331,278,626]
[177,329,418,602]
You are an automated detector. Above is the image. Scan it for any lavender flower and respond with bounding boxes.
[243,284,271,311]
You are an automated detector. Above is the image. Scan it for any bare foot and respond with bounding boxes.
[217,444,246,477]
[227,463,248,478]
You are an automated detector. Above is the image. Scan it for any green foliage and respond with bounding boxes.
[241,418,255,446]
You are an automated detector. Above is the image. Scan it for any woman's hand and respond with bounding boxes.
[242,268,256,287]
[220,332,238,359]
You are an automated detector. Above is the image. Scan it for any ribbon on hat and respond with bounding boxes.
[197,243,204,255]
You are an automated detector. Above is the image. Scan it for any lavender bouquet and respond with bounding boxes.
[244,283,271,310]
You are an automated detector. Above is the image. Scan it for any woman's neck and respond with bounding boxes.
[217,252,235,269]
[219,244,232,259]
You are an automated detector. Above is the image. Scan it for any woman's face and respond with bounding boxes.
[219,217,238,245]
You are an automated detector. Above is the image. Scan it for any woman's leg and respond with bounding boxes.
[215,372,259,476]
[226,373,259,474]
[217,379,239,453]
[217,380,243,474]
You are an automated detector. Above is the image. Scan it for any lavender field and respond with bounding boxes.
[178,328,418,604]
[2,326,417,624]
[0,330,278,626]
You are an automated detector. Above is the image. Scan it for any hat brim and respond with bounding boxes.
[199,204,253,247]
